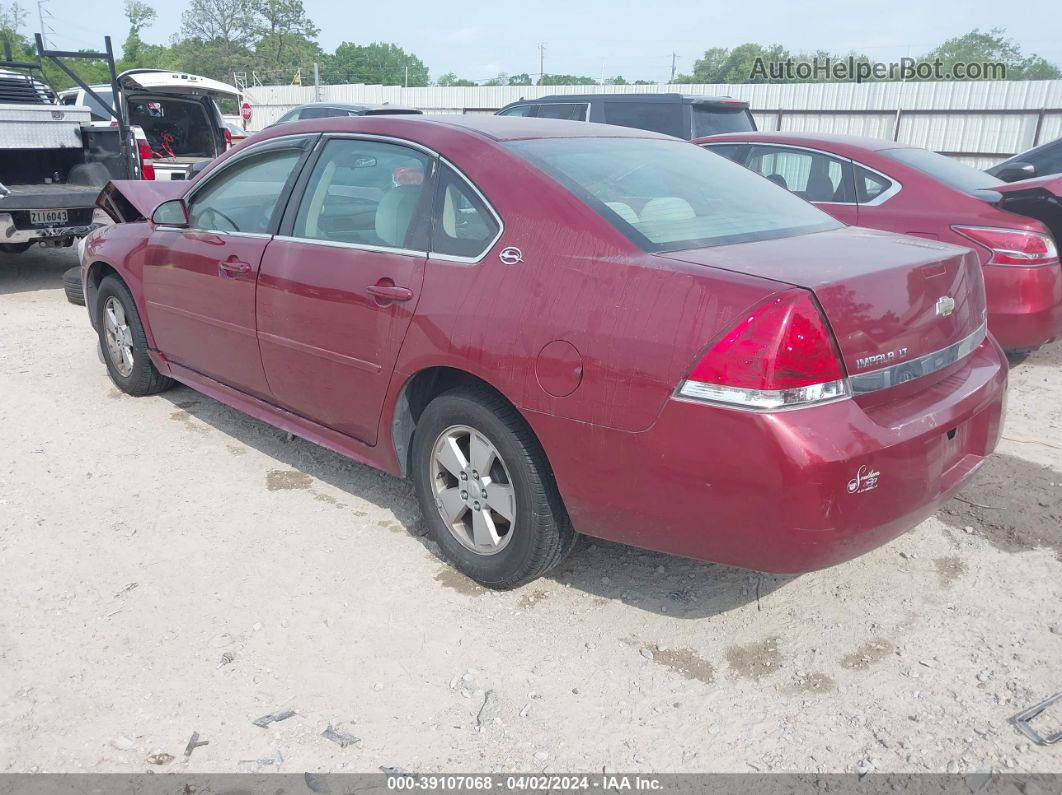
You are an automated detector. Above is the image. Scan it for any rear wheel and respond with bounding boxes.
[63,266,85,305]
[411,387,576,589]
[96,275,174,396]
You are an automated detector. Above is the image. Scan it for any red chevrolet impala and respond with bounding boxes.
[697,132,1062,351]
[82,116,1007,588]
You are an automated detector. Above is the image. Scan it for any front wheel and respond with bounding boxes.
[96,275,174,396]
[411,387,576,589]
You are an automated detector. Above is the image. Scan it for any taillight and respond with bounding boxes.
[223,127,233,150]
[678,290,849,410]
[952,225,1059,266]
[137,139,156,180]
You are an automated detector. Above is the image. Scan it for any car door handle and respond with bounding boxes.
[366,284,414,302]
[218,257,252,276]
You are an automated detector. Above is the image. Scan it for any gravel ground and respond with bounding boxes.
[1,247,1060,775]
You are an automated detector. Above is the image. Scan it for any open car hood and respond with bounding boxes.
[992,174,1062,197]
[118,69,241,100]
[97,180,186,223]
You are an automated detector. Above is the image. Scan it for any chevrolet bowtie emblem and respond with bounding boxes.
[936,296,956,317]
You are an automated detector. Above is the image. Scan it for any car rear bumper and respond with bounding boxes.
[1,210,107,245]
[531,338,1007,573]
[984,263,1062,350]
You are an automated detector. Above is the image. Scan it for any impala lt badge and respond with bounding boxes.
[936,295,956,317]
[855,346,909,369]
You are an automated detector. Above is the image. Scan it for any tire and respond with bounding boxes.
[0,242,32,254]
[411,386,577,589]
[96,275,174,396]
[63,266,85,305]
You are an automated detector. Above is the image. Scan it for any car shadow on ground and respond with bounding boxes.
[0,247,76,296]
[160,386,790,618]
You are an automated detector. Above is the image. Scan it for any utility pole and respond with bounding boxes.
[538,42,546,81]
[36,0,52,51]
[313,62,320,101]
[670,52,678,83]
[404,64,408,88]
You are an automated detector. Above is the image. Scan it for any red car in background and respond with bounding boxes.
[697,132,1062,351]
[82,116,1006,587]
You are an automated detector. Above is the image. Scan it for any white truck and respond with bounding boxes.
[1,39,139,254]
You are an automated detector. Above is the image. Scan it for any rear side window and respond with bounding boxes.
[603,101,684,138]
[189,149,303,234]
[293,138,431,248]
[746,145,855,203]
[82,89,115,122]
[1027,143,1062,177]
[855,166,894,203]
[299,106,336,119]
[431,165,500,259]
[508,137,839,252]
[702,143,746,163]
[692,106,755,137]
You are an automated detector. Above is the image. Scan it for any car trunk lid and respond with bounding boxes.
[659,226,987,385]
[117,69,242,101]
[988,175,1062,245]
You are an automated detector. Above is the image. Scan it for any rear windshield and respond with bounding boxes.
[884,147,1003,194]
[508,137,840,252]
[692,105,755,137]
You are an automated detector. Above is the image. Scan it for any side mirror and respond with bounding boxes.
[152,198,189,227]
[994,161,1036,183]
[188,160,210,179]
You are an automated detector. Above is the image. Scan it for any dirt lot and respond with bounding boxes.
[1,247,1060,775]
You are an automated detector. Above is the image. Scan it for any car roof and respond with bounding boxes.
[512,92,747,106]
[699,131,915,154]
[291,101,421,113]
[255,113,676,144]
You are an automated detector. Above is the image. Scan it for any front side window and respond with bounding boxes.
[702,143,746,163]
[497,105,533,117]
[431,165,500,259]
[509,137,839,252]
[188,149,303,234]
[293,138,431,249]
[299,106,336,120]
[746,145,855,203]
[602,101,684,138]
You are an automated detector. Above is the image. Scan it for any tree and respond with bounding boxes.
[437,71,476,86]
[923,28,1061,79]
[508,72,533,86]
[180,0,259,78]
[538,74,597,86]
[256,0,318,68]
[324,41,428,86]
[122,1,157,62]
[0,1,28,36]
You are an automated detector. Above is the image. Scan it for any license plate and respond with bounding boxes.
[30,209,68,225]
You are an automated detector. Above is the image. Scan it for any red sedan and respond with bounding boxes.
[82,116,1006,587]
[696,132,1062,352]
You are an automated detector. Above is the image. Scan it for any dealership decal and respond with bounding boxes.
[847,465,881,494]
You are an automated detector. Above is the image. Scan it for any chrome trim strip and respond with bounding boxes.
[847,322,987,394]
[272,235,426,258]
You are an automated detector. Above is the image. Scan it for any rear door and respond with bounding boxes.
[142,135,314,398]
[255,136,436,444]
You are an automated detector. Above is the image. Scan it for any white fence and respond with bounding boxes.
[242,80,1062,167]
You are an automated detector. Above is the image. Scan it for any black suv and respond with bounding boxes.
[495,93,756,140]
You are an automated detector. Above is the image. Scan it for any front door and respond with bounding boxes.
[142,140,310,398]
[256,137,435,444]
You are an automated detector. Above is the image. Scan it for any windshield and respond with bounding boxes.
[884,147,1003,193]
[507,137,840,252]
[692,105,755,137]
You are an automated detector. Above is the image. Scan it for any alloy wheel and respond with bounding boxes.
[103,296,134,377]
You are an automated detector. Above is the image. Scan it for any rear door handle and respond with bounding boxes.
[218,257,252,276]
[366,284,414,302]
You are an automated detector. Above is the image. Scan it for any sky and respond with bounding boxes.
[37,0,1062,84]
